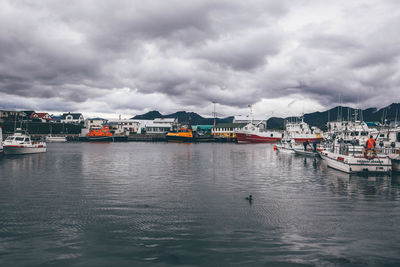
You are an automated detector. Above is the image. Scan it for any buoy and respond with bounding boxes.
[273,145,277,151]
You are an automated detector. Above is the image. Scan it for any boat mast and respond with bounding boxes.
[212,101,217,129]
[248,104,253,124]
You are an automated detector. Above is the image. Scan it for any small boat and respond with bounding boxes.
[46,135,67,142]
[3,128,47,155]
[275,138,295,153]
[46,125,67,142]
[294,148,320,157]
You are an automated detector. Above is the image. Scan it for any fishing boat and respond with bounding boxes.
[319,139,391,174]
[2,128,46,155]
[166,125,195,142]
[236,122,282,143]
[284,116,323,143]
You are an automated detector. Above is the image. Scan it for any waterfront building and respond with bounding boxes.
[145,118,177,134]
[29,112,55,123]
[61,113,84,124]
[85,118,108,129]
[0,110,27,122]
[107,119,141,134]
[212,123,247,137]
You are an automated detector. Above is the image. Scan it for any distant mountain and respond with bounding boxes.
[132,110,163,120]
[133,103,400,129]
[267,103,400,129]
[132,110,233,125]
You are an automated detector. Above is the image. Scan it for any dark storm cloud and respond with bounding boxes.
[0,0,399,116]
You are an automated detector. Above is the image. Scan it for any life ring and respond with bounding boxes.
[363,148,376,160]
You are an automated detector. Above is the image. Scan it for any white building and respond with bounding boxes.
[107,119,141,134]
[61,113,84,124]
[144,118,177,134]
[85,118,108,129]
[212,123,247,137]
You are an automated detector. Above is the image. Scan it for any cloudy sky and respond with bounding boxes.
[0,0,399,119]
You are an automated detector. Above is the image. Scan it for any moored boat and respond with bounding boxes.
[319,140,391,174]
[236,122,282,144]
[166,126,195,142]
[275,138,295,153]
[3,128,46,155]
[294,148,320,157]
[46,135,67,142]
[79,126,127,142]
[284,117,323,143]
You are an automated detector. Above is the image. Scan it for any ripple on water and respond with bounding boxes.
[0,143,400,266]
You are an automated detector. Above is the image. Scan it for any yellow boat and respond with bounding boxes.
[166,126,195,142]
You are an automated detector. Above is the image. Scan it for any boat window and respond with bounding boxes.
[361,132,368,136]
[15,137,24,141]
[24,138,30,142]
[6,137,14,141]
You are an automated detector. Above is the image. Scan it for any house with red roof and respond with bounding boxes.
[30,112,55,123]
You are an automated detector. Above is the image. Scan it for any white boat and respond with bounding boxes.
[45,135,67,142]
[284,116,323,143]
[236,122,282,143]
[319,140,391,174]
[3,128,47,155]
[0,126,3,156]
[46,125,67,142]
[275,138,295,153]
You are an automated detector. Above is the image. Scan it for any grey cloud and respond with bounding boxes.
[0,0,399,115]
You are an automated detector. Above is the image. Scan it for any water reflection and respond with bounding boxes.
[0,143,399,266]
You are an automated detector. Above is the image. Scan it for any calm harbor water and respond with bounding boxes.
[1,142,400,266]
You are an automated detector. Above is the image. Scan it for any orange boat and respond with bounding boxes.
[87,126,113,138]
[79,126,115,141]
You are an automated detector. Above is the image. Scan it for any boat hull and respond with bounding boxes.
[166,136,195,143]
[293,137,324,143]
[275,144,295,153]
[46,137,67,143]
[79,136,128,142]
[237,133,281,144]
[3,146,46,155]
[320,151,392,174]
[294,149,319,157]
